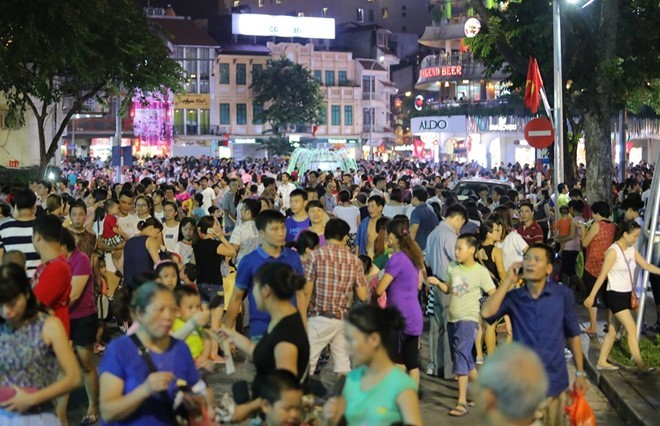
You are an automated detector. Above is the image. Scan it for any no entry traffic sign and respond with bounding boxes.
[524,118,554,149]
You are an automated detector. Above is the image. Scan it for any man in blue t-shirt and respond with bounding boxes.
[409,186,439,251]
[285,189,310,243]
[225,210,304,338]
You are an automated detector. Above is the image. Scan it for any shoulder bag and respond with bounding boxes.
[615,244,639,310]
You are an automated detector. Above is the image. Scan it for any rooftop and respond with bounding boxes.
[151,17,219,47]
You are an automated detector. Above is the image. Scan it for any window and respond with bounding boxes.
[313,70,322,83]
[173,109,184,135]
[219,104,230,125]
[338,71,347,84]
[318,106,327,125]
[362,76,374,93]
[325,70,335,86]
[331,105,340,126]
[252,64,263,79]
[382,8,389,19]
[199,109,210,134]
[219,63,230,84]
[344,106,353,126]
[236,103,247,125]
[363,107,374,125]
[356,8,364,22]
[236,63,247,85]
[401,5,406,18]
[368,9,374,23]
[253,103,264,124]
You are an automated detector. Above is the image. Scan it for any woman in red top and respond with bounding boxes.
[580,201,616,334]
[31,214,73,337]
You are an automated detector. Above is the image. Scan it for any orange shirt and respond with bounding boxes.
[556,218,572,237]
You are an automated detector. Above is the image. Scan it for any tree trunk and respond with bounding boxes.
[563,119,577,186]
[37,115,49,179]
[583,111,614,203]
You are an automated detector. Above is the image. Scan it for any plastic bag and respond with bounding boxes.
[564,385,597,426]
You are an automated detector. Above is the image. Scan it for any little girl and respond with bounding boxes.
[101,199,128,267]
[359,254,386,308]
[175,217,197,265]
[155,260,181,290]
[162,201,181,253]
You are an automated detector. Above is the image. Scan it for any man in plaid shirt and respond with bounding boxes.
[302,218,368,375]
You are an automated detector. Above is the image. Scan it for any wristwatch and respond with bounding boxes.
[575,371,587,377]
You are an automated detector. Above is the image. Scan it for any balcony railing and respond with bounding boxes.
[420,52,476,69]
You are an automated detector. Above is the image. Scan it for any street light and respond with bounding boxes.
[368,56,386,161]
[552,0,565,217]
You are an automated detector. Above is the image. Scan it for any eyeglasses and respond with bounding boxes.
[136,203,148,207]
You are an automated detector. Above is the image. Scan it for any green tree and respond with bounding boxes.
[467,0,659,202]
[0,0,183,176]
[251,57,324,156]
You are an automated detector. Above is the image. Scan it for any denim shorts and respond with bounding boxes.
[197,283,225,309]
[448,320,479,375]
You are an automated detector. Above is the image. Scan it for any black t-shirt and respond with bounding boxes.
[252,311,310,389]
[193,239,223,285]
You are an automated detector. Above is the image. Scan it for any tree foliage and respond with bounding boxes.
[466,0,659,202]
[0,0,183,174]
[251,57,324,156]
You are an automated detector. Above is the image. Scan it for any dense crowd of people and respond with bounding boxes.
[0,154,657,426]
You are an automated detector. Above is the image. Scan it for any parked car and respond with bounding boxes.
[453,178,515,201]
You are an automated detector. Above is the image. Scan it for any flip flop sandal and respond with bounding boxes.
[449,402,469,417]
[80,414,99,425]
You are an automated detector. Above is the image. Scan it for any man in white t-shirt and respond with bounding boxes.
[199,176,216,214]
[277,172,296,211]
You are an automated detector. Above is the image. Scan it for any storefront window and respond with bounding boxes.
[174,109,184,135]
[199,109,210,134]
[186,110,198,135]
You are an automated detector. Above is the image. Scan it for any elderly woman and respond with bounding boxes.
[99,282,211,425]
[0,264,81,424]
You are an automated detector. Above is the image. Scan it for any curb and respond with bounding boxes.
[582,335,658,426]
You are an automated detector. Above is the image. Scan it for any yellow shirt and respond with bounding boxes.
[172,317,204,359]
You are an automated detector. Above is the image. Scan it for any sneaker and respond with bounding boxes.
[476,356,485,365]
[426,363,436,376]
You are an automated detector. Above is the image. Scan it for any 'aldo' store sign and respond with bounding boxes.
[410,116,467,134]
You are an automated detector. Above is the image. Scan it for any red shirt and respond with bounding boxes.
[517,222,545,247]
[32,255,72,337]
[102,214,118,239]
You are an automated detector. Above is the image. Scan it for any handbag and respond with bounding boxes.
[129,335,217,426]
[615,244,639,310]
[564,384,596,426]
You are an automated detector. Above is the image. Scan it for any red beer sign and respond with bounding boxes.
[419,66,463,79]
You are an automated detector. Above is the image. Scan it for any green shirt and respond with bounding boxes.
[343,366,416,426]
[446,261,496,323]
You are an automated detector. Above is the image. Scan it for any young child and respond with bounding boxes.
[257,370,304,426]
[155,260,181,290]
[172,286,212,369]
[181,263,199,289]
[101,199,128,267]
[359,254,386,308]
[285,189,310,243]
[2,250,26,269]
[174,217,196,265]
[162,201,181,253]
[192,193,206,222]
[428,234,496,417]
[94,258,109,354]
[555,205,572,240]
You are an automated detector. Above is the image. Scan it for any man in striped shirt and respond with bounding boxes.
[0,188,40,277]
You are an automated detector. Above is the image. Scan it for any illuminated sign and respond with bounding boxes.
[410,116,467,134]
[419,66,463,79]
[414,95,424,111]
[328,138,358,144]
[234,138,257,144]
[488,117,518,132]
[232,14,336,39]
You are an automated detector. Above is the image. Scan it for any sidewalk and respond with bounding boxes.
[578,295,660,426]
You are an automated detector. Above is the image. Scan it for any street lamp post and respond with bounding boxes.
[552,0,565,217]
[368,56,385,161]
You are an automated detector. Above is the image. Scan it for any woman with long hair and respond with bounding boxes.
[322,305,422,426]
[0,264,81,424]
[493,205,528,271]
[375,218,425,386]
[581,201,616,335]
[584,221,660,372]
[193,215,235,363]
[219,263,310,422]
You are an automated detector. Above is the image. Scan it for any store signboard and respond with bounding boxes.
[411,116,467,134]
[419,65,463,79]
[174,94,210,109]
[232,14,335,39]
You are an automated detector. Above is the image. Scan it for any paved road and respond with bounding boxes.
[66,318,626,425]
